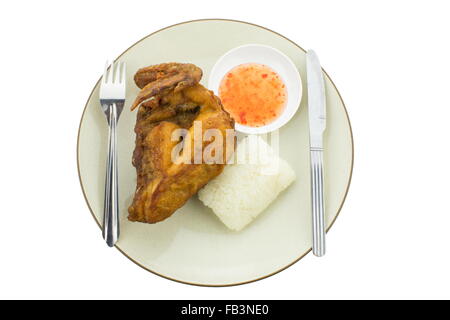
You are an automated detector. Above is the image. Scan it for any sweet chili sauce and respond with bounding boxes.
[218,63,287,127]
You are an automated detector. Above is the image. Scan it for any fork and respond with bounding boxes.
[99,61,126,247]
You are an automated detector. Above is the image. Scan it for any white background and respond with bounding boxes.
[1,0,449,300]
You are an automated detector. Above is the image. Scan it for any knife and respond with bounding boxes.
[306,50,327,257]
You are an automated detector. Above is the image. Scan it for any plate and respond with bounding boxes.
[77,19,354,286]
[208,44,302,134]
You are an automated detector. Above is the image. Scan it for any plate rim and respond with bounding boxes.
[77,18,354,287]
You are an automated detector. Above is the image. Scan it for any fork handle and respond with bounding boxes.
[311,149,326,257]
[102,103,120,247]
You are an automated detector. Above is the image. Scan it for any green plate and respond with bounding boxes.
[77,19,354,286]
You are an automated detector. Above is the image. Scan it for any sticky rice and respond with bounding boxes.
[198,136,296,231]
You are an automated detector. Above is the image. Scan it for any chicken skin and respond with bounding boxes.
[128,63,235,223]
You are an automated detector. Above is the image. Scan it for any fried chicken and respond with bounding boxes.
[128,63,235,223]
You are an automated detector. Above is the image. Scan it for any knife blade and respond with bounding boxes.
[306,50,327,257]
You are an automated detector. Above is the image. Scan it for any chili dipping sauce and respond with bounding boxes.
[218,63,287,127]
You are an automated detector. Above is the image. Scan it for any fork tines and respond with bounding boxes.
[100,61,126,101]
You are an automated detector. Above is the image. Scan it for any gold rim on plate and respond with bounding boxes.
[77,18,354,287]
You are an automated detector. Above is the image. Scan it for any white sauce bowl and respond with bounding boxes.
[208,44,302,134]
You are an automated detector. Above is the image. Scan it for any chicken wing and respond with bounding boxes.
[128,63,235,223]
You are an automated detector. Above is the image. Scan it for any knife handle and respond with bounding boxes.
[311,148,326,257]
